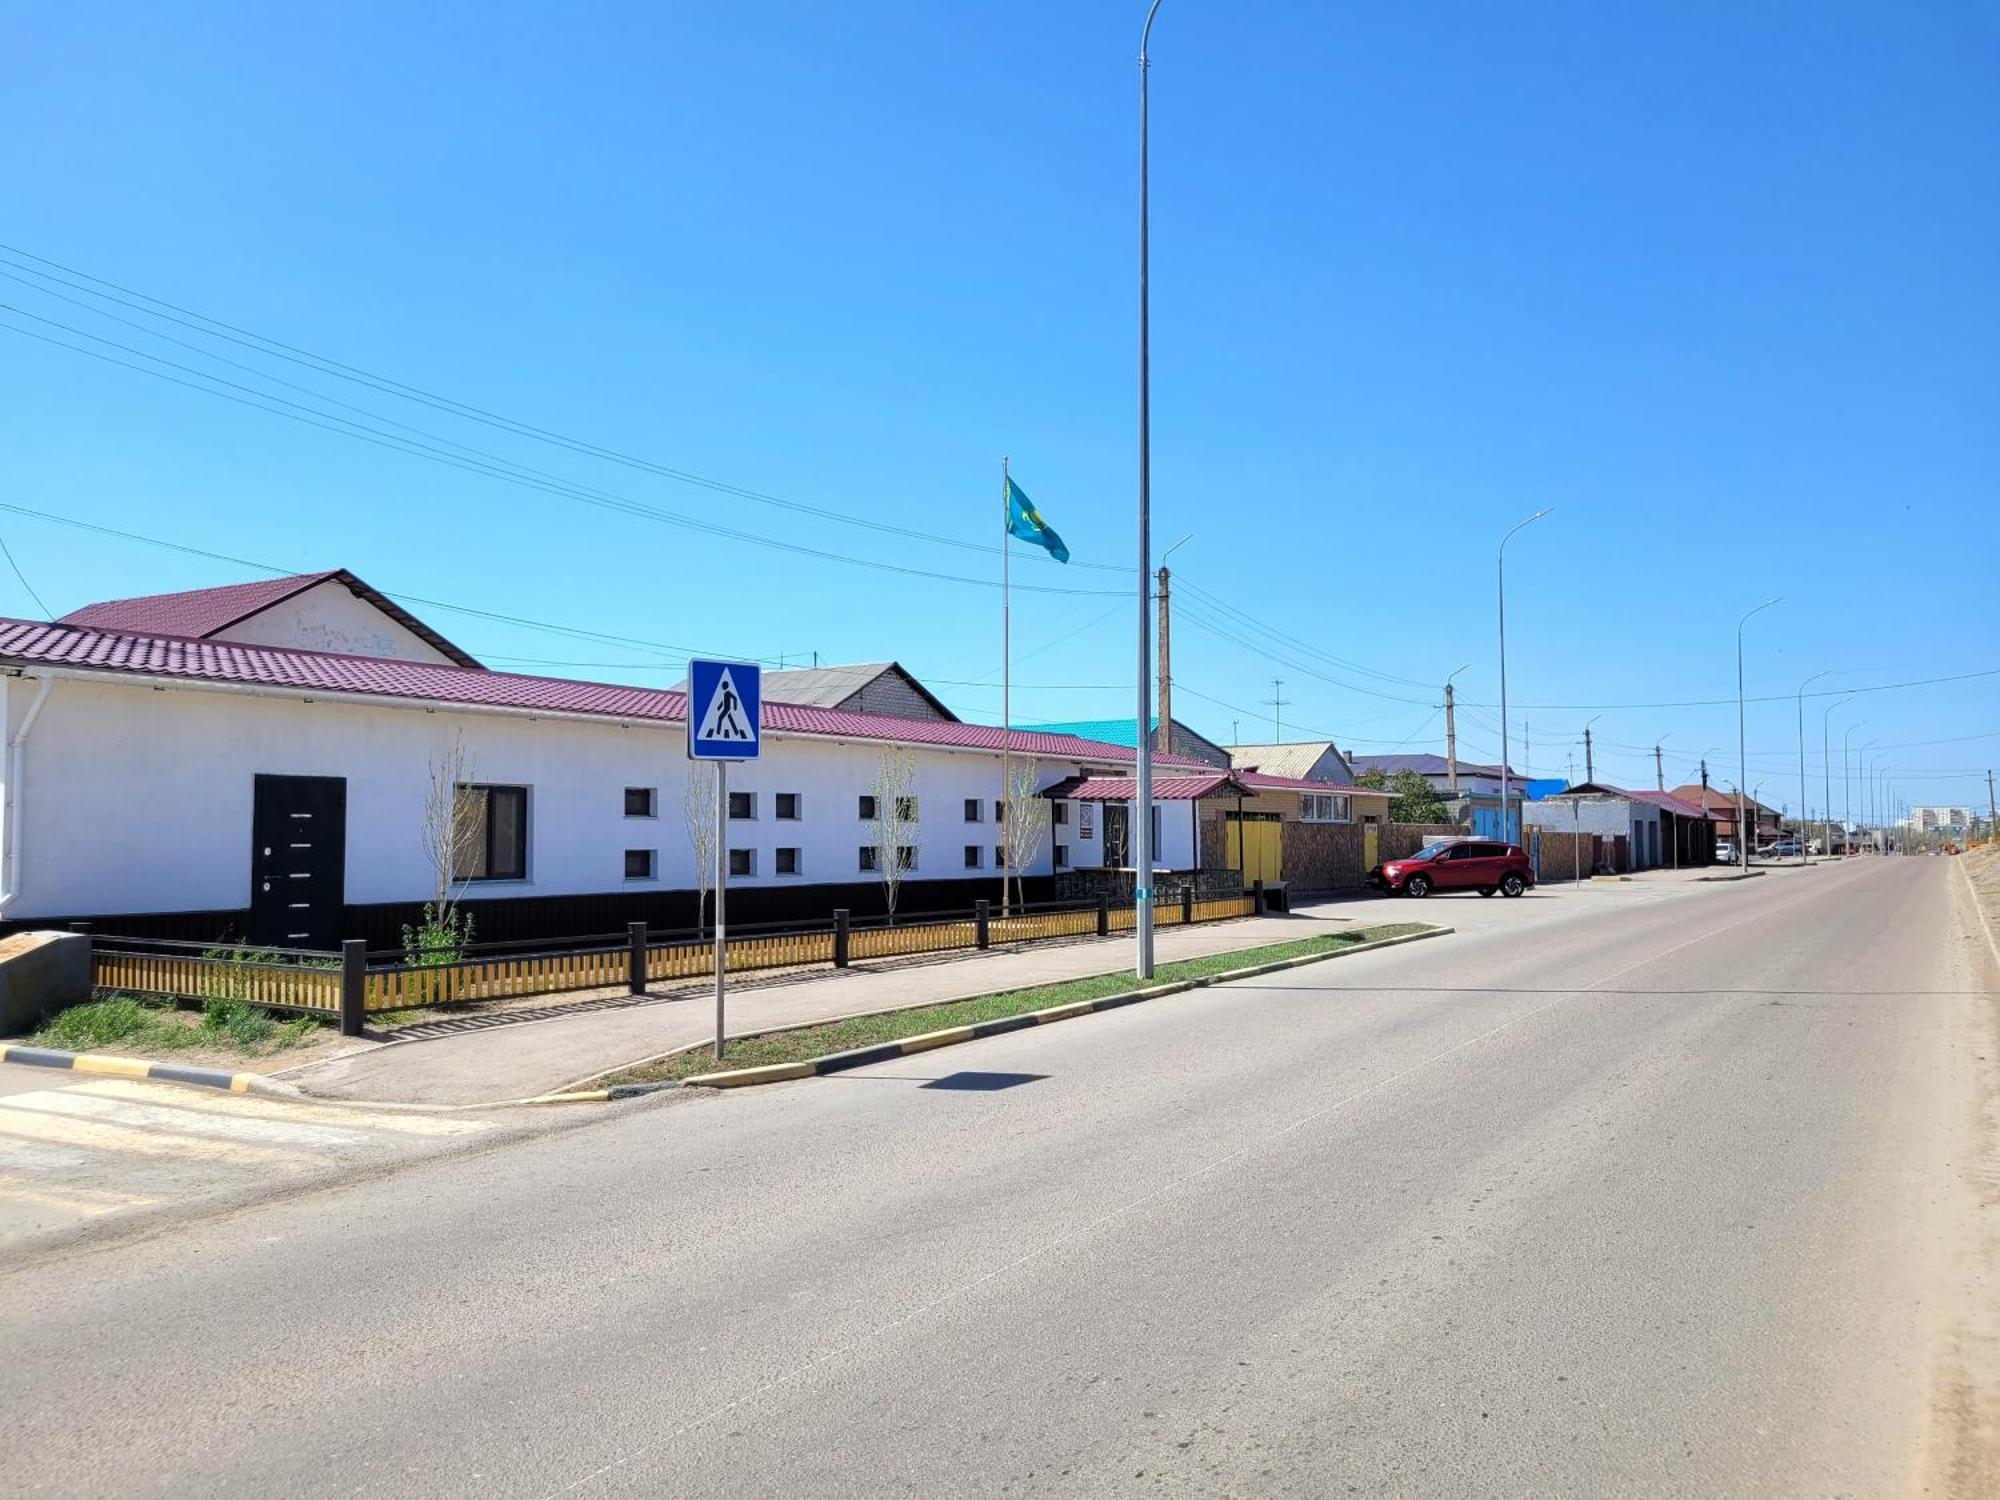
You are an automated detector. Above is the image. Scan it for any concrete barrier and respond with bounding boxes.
[0,931,90,1033]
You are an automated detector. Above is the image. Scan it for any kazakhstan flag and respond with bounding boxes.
[1004,477,1070,563]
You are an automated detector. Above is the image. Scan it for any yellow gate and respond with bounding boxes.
[1226,814,1283,886]
[1363,823,1379,870]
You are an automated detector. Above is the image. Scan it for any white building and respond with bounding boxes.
[1904,805,1973,833]
[0,571,1211,949]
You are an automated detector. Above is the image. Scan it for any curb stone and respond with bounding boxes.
[681,924,1455,1090]
[0,1043,262,1094]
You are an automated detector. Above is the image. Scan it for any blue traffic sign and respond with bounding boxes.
[687,659,761,760]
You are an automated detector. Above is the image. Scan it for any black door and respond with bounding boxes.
[249,775,347,951]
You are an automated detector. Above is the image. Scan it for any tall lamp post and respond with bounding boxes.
[1843,720,1866,852]
[1735,598,1781,869]
[1796,670,1832,865]
[1497,508,1554,847]
[1132,0,1164,979]
[1821,694,1852,860]
[1856,737,1880,853]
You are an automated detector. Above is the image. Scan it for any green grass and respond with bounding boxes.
[607,922,1430,1086]
[28,992,322,1058]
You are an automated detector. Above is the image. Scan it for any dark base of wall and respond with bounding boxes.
[3,874,1064,952]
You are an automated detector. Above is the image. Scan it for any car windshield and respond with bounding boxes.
[1414,843,1455,860]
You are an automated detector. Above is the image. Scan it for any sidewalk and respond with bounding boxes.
[285,903,1386,1107]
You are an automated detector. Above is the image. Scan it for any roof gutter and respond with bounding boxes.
[0,658,1206,772]
[0,673,57,915]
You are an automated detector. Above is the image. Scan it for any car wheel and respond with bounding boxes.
[1500,873,1526,898]
[1405,874,1432,898]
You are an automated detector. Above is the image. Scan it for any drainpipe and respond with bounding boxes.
[0,674,57,916]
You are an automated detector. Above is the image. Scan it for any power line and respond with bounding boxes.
[0,244,1130,576]
[0,311,1120,600]
[0,533,51,618]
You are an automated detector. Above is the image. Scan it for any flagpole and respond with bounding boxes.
[1001,456,1012,917]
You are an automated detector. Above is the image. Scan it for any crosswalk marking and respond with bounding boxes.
[0,1107,321,1168]
[0,1173,153,1216]
[68,1079,491,1136]
[14,1091,373,1149]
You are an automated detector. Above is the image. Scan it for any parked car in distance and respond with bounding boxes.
[1715,838,1738,864]
[1759,838,1802,858]
[1370,840,1535,898]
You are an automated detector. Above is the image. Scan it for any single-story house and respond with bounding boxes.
[1350,752,1529,842]
[1668,784,1783,847]
[1525,782,1716,871]
[1229,739,1357,785]
[0,570,1235,949]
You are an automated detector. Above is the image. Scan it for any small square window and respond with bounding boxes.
[1052,802,1068,826]
[775,792,801,821]
[729,848,755,877]
[624,848,656,879]
[963,798,983,823]
[895,796,919,821]
[728,791,756,820]
[624,787,656,818]
[896,845,917,871]
[963,844,983,869]
[859,845,879,872]
[858,794,878,820]
[775,847,800,876]
[1054,843,1070,869]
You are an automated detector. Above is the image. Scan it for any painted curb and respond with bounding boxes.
[1695,870,1765,883]
[0,1043,261,1094]
[680,924,1455,1090]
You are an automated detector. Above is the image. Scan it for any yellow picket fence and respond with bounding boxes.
[92,951,342,1015]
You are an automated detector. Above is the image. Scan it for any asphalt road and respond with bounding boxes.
[4,858,1994,1497]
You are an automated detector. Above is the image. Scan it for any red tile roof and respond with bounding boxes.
[0,616,1212,767]
[1631,789,1710,819]
[1044,772,1253,802]
[58,570,482,668]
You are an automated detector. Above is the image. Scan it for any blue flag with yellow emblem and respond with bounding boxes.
[1004,476,1069,563]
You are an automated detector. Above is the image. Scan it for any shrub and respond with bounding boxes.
[402,903,474,967]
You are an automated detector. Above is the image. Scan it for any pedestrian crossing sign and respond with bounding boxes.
[687,659,762,760]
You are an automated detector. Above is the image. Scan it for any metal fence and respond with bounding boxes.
[84,887,1263,1036]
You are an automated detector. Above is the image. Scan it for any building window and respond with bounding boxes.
[728,791,756,820]
[964,844,983,869]
[624,787,656,818]
[858,794,878,820]
[453,785,527,881]
[775,792,801,821]
[775,847,800,876]
[729,848,755,878]
[858,845,878,872]
[624,848,656,879]
[896,796,919,821]
[1052,802,1068,826]
[995,799,1006,823]
[1054,843,1070,869]
[964,798,983,823]
[897,845,917,871]
[1299,793,1350,823]
[995,844,1007,870]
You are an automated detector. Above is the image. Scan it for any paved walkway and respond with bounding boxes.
[288,903,1389,1106]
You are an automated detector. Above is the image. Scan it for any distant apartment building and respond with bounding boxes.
[1904,805,1973,832]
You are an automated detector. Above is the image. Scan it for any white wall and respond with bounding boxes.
[2,671,1172,919]
[215,580,457,665]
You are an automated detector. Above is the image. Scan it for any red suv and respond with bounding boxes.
[1370,839,1534,898]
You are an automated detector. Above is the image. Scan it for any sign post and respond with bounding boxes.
[687,659,762,1061]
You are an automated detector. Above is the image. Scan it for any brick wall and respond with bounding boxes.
[1284,820,1368,891]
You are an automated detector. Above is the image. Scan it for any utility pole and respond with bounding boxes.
[1445,682,1460,792]
[1988,769,1996,841]
[1155,563,1172,754]
[1263,677,1290,741]
[1654,743,1665,792]
[1133,0,1164,980]
[1583,725,1595,784]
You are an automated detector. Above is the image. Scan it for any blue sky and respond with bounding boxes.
[3,1,1994,814]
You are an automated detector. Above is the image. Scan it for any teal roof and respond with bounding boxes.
[1017,717,1158,749]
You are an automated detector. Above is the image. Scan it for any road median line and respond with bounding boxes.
[680,924,1454,1090]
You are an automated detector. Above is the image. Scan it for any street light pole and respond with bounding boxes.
[1843,721,1866,851]
[1133,0,1163,980]
[1497,508,1553,848]
[1796,670,1832,865]
[1736,598,1780,868]
[1821,694,1852,860]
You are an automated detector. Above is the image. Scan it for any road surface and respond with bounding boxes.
[3,857,1994,1496]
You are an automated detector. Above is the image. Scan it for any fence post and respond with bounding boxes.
[1253,878,1266,915]
[975,899,990,951]
[627,921,647,995]
[340,939,366,1038]
[1182,885,1194,925]
[1096,893,1109,937]
[833,908,850,968]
